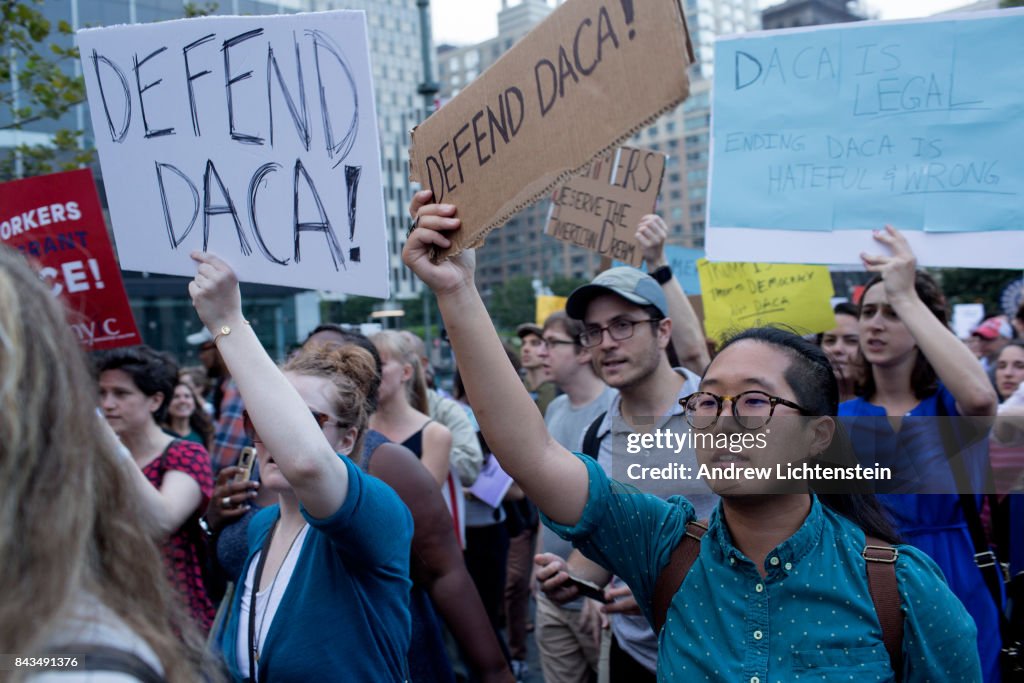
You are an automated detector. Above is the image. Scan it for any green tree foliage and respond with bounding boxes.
[183,2,220,18]
[488,276,537,331]
[549,274,589,296]
[320,296,379,326]
[937,268,1022,316]
[0,0,92,179]
[999,0,1024,8]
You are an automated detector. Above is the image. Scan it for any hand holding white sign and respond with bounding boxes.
[188,251,245,335]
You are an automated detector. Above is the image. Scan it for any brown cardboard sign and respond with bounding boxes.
[545,146,666,268]
[409,0,693,260]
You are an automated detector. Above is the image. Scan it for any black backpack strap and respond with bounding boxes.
[652,520,708,635]
[581,412,607,459]
[933,397,1008,611]
[51,644,167,683]
[863,537,905,678]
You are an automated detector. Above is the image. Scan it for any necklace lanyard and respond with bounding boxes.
[247,519,276,683]
[247,518,305,683]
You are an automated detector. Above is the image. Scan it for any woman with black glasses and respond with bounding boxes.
[189,252,413,682]
[404,193,982,680]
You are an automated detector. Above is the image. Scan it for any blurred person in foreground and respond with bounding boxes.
[0,246,216,682]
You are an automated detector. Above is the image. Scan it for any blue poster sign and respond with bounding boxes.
[615,244,704,293]
[709,11,1024,234]
[664,245,704,294]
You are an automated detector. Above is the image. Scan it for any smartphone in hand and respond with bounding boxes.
[234,446,257,482]
[564,575,610,603]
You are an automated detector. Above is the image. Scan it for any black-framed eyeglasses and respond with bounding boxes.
[242,408,341,443]
[542,336,577,348]
[579,318,660,348]
[679,391,810,430]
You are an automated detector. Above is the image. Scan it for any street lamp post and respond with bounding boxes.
[416,0,440,353]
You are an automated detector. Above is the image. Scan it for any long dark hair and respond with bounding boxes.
[719,327,901,544]
[996,340,1024,401]
[165,381,214,449]
[857,271,948,400]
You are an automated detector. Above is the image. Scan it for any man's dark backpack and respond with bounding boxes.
[580,412,906,677]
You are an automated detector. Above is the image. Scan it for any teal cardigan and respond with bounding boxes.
[220,457,413,682]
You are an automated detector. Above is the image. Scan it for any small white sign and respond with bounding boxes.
[952,303,985,340]
[78,11,389,297]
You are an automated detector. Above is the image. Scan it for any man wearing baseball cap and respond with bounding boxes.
[972,315,1012,373]
[516,322,557,415]
[531,265,716,680]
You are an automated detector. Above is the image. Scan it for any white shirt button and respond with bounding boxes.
[751,677,761,683]
[755,583,764,593]
[769,557,780,566]
[753,630,763,640]
[784,562,793,571]
[729,557,736,565]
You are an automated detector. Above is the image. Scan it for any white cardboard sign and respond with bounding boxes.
[78,11,389,296]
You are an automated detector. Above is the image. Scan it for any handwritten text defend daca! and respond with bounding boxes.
[422,5,634,202]
[88,29,364,269]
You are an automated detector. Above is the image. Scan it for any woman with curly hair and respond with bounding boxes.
[96,345,217,634]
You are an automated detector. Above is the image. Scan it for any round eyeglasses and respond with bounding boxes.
[679,391,810,430]
[579,318,660,348]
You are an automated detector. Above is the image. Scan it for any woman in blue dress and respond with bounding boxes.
[839,226,1001,681]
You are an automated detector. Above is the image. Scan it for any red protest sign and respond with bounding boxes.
[0,169,141,350]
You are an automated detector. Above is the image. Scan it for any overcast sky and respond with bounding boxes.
[430,0,983,45]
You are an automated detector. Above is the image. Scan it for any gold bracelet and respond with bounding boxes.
[213,319,250,345]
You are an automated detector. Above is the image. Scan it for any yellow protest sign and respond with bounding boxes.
[697,260,836,343]
[536,295,568,326]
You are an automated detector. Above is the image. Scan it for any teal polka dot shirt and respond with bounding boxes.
[543,454,982,682]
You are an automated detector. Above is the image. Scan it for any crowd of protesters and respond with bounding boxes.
[2,186,1023,683]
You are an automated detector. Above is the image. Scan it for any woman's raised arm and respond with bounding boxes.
[188,252,349,518]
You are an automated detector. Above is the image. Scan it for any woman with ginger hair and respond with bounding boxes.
[0,246,216,682]
[188,252,413,681]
